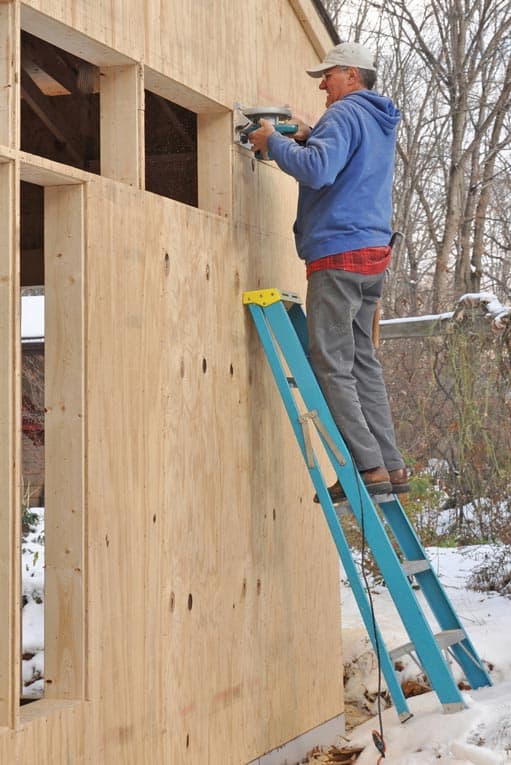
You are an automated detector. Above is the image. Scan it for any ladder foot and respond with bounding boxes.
[442,701,466,714]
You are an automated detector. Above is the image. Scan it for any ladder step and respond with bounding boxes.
[390,629,466,662]
[402,559,431,576]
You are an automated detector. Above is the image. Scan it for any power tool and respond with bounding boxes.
[233,104,298,159]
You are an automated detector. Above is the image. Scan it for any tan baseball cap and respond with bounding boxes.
[306,42,376,77]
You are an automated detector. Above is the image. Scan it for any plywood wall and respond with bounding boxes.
[82,173,342,764]
[21,0,329,124]
[0,0,344,762]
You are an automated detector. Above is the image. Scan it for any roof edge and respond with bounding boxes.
[288,0,340,58]
[311,0,340,44]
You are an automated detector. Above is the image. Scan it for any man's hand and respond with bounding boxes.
[291,118,312,142]
[249,118,275,159]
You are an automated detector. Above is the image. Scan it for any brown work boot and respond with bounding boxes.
[388,467,410,494]
[360,466,392,494]
[314,467,392,504]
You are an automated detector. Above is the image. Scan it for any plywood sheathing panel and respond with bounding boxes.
[83,179,342,763]
[4,699,87,763]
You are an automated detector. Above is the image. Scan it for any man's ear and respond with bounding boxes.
[348,67,363,87]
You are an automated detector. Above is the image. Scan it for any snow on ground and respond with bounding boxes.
[21,507,45,699]
[21,294,44,340]
[342,546,511,764]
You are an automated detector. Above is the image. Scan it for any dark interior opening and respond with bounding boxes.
[144,90,198,207]
[21,30,100,173]
[21,182,44,287]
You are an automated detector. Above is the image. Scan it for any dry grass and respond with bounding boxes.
[303,743,364,763]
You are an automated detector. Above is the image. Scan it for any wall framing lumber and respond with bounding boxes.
[197,112,232,217]
[0,0,20,148]
[0,144,97,184]
[44,183,86,700]
[144,66,226,115]
[100,64,144,187]
[0,159,21,729]
[82,179,342,764]
[20,150,93,185]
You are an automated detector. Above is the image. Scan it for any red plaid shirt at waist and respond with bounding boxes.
[306,246,392,278]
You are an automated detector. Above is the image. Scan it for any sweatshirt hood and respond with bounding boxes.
[341,90,401,134]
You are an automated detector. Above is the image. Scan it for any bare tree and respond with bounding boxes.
[322,0,372,40]
[323,0,511,312]
[319,1,511,521]
[386,0,511,309]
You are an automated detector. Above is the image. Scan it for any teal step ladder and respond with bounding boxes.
[243,288,492,722]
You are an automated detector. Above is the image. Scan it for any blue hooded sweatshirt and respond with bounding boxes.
[266,90,401,263]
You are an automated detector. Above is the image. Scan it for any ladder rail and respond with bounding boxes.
[247,302,412,720]
[379,499,492,689]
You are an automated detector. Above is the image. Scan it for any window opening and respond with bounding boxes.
[21,31,100,173]
[20,181,45,703]
[144,89,198,206]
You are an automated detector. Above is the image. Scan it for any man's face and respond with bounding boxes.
[319,66,354,107]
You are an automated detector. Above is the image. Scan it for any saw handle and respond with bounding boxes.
[243,122,298,159]
[275,123,299,136]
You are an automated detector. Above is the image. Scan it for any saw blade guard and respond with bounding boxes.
[234,103,298,155]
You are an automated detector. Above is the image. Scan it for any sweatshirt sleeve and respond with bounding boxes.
[267,108,358,190]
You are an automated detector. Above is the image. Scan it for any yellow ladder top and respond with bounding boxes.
[242,288,301,307]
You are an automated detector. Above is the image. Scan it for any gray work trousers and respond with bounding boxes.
[306,268,404,472]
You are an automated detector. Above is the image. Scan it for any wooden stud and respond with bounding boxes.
[44,183,85,700]
[0,0,20,148]
[198,111,232,218]
[100,64,144,188]
[0,158,21,729]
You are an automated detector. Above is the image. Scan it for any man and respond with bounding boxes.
[249,41,409,501]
